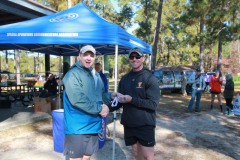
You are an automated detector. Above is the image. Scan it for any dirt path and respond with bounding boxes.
[154,91,240,160]
[0,91,239,160]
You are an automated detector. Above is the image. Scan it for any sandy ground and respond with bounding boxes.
[0,91,240,160]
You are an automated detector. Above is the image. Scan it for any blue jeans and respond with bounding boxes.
[187,89,203,112]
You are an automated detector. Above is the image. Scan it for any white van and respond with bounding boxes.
[153,66,196,93]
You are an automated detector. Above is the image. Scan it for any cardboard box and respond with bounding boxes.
[27,80,37,87]
[34,80,44,87]
[51,97,63,110]
[33,96,51,113]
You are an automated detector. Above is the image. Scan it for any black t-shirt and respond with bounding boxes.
[118,68,160,127]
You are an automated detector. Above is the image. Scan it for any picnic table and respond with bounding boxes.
[0,83,41,106]
[0,79,64,107]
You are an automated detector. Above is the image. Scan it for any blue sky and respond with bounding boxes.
[110,0,139,34]
[110,0,119,12]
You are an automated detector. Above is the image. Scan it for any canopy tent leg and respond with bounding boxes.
[58,55,62,109]
[112,44,118,160]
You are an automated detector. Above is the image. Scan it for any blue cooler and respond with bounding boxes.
[52,109,65,153]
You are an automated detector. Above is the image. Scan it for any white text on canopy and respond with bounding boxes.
[6,32,78,37]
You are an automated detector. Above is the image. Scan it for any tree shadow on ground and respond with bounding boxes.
[156,91,240,160]
[93,137,133,160]
[0,101,33,123]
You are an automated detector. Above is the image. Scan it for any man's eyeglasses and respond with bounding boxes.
[129,55,142,60]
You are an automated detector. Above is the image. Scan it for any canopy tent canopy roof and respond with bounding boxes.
[0,3,152,56]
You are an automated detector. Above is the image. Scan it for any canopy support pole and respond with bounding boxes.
[58,54,62,109]
[112,44,118,160]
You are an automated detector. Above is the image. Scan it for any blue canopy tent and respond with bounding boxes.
[0,3,151,55]
[0,3,152,159]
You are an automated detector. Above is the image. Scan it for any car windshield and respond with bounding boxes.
[153,71,163,79]
[186,71,195,78]
[163,71,173,79]
[174,71,182,80]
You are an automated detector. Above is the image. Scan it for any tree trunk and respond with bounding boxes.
[209,45,213,72]
[45,54,50,80]
[217,35,222,72]
[199,17,204,72]
[151,0,163,71]
[14,50,21,84]
[34,56,36,75]
[207,50,213,72]
[5,50,8,71]
[167,43,170,65]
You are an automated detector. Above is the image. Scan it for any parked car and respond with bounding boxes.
[153,66,196,93]
[8,74,16,79]
[24,73,35,78]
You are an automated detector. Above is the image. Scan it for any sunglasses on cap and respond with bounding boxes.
[129,55,142,60]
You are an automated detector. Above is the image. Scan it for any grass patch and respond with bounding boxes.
[233,76,240,89]
[234,81,240,89]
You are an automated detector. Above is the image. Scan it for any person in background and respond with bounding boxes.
[109,48,160,160]
[95,62,109,149]
[187,67,206,112]
[210,70,223,112]
[95,62,108,93]
[62,45,110,160]
[181,71,187,97]
[0,75,8,86]
[37,74,43,81]
[43,73,58,97]
[223,74,234,115]
[205,73,212,93]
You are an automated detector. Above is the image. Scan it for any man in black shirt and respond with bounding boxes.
[111,48,160,160]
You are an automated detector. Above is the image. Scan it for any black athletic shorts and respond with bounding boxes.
[64,134,98,158]
[124,125,155,147]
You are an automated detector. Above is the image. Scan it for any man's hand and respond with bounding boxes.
[111,92,123,99]
[118,95,132,103]
[99,104,109,117]
[111,92,118,99]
